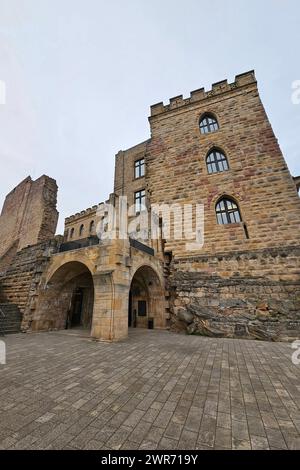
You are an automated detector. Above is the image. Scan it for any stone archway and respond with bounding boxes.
[31,261,94,332]
[129,265,165,330]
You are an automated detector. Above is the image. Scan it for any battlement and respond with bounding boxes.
[65,205,99,224]
[150,70,256,117]
[65,194,118,224]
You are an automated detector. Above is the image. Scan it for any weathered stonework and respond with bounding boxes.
[64,205,98,241]
[144,71,300,340]
[29,236,166,341]
[0,238,61,325]
[0,175,58,261]
[0,70,299,341]
[169,247,300,341]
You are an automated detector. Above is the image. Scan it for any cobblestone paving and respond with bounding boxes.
[0,329,300,450]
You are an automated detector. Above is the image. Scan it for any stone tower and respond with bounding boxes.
[0,175,58,261]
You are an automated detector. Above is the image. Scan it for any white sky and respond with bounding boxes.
[0,0,299,233]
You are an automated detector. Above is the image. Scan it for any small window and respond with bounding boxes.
[70,228,74,239]
[199,113,219,134]
[216,197,242,225]
[134,158,145,179]
[89,220,95,233]
[79,224,84,236]
[65,229,69,240]
[207,149,229,174]
[134,189,146,213]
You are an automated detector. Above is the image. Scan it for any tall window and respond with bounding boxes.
[134,189,146,213]
[216,197,241,224]
[79,224,84,236]
[206,149,229,174]
[70,228,74,239]
[199,113,219,134]
[134,158,145,179]
[89,220,95,233]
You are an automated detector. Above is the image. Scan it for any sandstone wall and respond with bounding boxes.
[114,140,148,208]
[64,206,98,241]
[0,239,60,329]
[146,71,300,340]
[169,247,300,341]
[147,71,300,256]
[0,175,58,259]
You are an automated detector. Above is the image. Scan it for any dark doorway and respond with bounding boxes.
[45,261,94,333]
[71,288,84,327]
[128,266,165,330]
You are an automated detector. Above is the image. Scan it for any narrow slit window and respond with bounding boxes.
[89,220,95,233]
[79,224,84,236]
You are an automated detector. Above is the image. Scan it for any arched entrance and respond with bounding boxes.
[33,261,94,332]
[129,265,165,330]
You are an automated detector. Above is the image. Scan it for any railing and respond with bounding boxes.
[58,235,155,256]
[59,236,99,253]
[0,307,5,336]
[129,238,154,256]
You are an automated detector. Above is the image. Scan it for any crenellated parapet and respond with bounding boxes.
[150,70,256,117]
[65,205,99,224]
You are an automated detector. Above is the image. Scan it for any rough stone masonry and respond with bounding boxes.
[0,70,299,341]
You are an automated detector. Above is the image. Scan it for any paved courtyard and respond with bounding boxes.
[0,329,300,450]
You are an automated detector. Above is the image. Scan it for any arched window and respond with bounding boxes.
[79,224,84,236]
[206,149,229,174]
[89,220,95,233]
[216,197,242,225]
[70,228,74,239]
[199,113,219,134]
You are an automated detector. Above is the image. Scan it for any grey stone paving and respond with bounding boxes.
[0,329,300,450]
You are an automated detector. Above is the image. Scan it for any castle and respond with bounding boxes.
[1,70,300,341]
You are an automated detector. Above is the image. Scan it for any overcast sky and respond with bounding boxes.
[0,0,299,233]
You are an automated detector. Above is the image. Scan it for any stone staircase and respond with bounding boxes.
[0,240,19,274]
[0,304,23,335]
[0,266,32,312]
[0,243,46,312]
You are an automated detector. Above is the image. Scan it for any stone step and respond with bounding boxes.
[1,317,22,323]
[0,303,22,334]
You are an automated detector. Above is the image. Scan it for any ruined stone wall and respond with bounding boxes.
[0,175,58,259]
[169,247,300,341]
[0,239,60,329]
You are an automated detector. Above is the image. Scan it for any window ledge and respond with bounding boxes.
[207,169,230,176]
[218,222,243,228]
